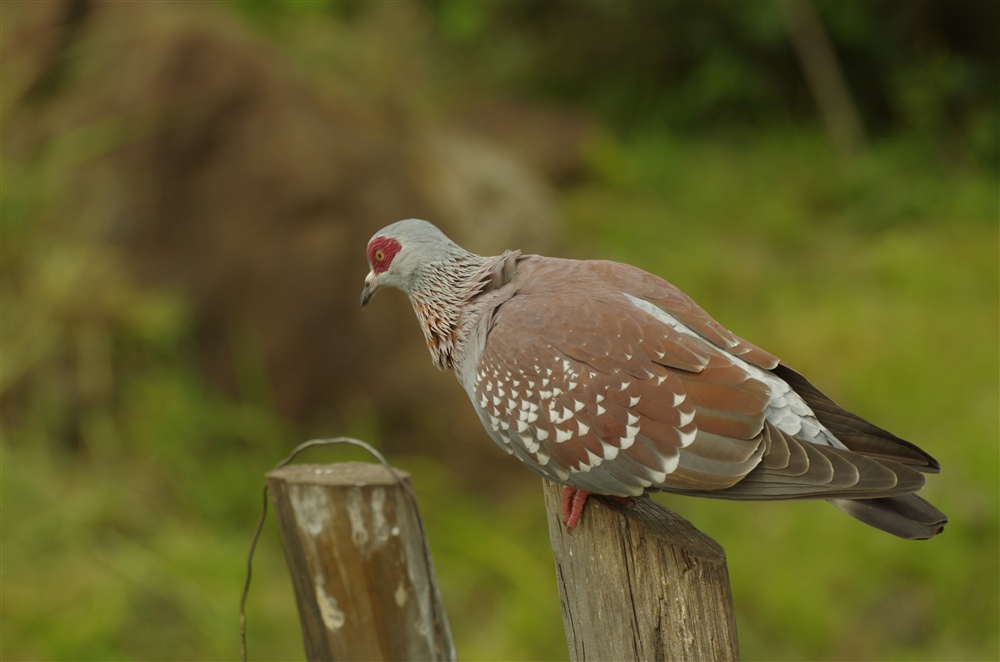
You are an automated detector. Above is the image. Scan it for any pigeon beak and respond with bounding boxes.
[360,271,376,308]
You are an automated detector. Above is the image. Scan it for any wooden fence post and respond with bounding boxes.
[266,462,455,661]
[543,481,739,661]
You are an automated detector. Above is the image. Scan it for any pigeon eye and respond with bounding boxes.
[368,236,401,273]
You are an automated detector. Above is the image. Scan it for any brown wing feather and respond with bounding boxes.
[470,256,936,507]
[473,265,771,496]
[592,260,781,369]
[678,423,928,500]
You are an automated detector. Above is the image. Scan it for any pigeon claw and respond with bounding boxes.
[560,486,637,530]
[560,487,591,530]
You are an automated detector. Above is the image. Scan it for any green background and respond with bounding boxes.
[3,2,997,660]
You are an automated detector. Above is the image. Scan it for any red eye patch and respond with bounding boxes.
[367,236,402,273]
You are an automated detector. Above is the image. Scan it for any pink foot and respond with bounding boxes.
[560,486,590,530]
[560,487,636,531]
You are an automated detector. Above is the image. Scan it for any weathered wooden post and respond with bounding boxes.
[543,481,739,661]
[266,462,455,661]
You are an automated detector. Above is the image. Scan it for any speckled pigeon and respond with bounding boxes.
[360,219,946,539]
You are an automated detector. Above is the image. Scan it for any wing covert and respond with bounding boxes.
[471,283,772,496]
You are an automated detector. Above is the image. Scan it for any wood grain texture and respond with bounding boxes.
[267,462,455,661]
[543,480,739,661]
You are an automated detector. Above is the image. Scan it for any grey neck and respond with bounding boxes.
[409,250,521,370]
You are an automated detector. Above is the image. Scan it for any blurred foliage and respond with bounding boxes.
[428,0,999,166]
[233,0,999,165]
[3,1,998,661]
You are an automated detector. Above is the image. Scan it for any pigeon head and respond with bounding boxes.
[360,219,473,308]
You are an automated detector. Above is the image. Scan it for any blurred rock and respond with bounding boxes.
[416,127,562,253]
[7,1,563,492]
[451,100,597,188]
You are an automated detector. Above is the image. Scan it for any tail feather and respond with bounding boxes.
[828,494,948,540]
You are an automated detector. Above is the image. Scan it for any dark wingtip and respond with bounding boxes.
[829,495,948,539]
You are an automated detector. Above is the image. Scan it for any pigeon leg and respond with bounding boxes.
[561,487,638,530]
[560,486,591,530]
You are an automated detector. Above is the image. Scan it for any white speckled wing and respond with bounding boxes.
[464,256,931,501]
[468,257,777,496]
